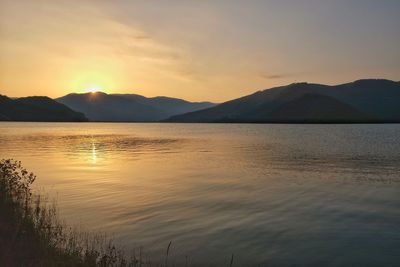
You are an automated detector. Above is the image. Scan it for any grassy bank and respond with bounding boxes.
[0,159,161,267]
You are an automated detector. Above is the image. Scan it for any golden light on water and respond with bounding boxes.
[91,140,97,163]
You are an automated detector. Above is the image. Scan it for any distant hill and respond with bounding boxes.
[56,92,215,122]
[166,79,400,123]
[265,94,372,123]
[0,95,88,122]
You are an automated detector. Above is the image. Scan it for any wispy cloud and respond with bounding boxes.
[259,72,296,80]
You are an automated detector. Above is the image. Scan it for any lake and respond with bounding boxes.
[1,122,399,266]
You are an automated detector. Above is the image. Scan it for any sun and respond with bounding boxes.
[68,69,115,94]
[85,85,101,93]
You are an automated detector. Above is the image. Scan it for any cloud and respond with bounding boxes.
[259,73,294,80]
[259,71,310,80]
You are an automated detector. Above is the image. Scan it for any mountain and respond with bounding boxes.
[265,94,372,123]
[56,92,215,122]
[0,95,88,122]
[166,79,400,123]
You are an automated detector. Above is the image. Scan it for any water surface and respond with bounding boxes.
[1,122,399,266]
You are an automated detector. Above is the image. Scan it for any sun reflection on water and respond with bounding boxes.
[91,139,97,163]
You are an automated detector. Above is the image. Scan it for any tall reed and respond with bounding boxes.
[0,159,148,266]
[0,159,235,267]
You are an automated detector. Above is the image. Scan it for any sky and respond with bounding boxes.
[0,0,399,102]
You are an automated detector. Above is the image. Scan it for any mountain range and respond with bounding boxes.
[0,95,87,122]
[167,79,400,123]
[56,92,215,122]
[1,79,399,123]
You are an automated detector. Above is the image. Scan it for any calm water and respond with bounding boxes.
[1,122,399,266]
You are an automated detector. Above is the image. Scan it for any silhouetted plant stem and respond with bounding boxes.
[165,241,172,267]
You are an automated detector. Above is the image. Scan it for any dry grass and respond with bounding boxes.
[0,159,162,267]
[0,159,237,267]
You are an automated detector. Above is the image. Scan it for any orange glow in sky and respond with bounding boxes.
[0,0,399,102]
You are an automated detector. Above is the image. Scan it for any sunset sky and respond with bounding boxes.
[0,0,399,102]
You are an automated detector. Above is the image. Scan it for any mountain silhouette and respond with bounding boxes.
[0,95,88,122]
[56,92,215,122]
[265,94,372,123]
[166,79,400,123]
